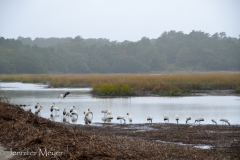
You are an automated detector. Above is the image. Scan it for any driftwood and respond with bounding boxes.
[0,102,239,159]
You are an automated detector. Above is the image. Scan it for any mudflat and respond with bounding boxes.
[0,102,239,159]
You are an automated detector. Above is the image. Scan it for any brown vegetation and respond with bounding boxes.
[1,72,240,96]
[0,102,239,159]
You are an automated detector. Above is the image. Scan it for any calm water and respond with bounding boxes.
[1,82,240,125]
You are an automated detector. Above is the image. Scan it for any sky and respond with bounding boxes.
[0,0,239,42]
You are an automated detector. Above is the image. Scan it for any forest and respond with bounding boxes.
[0,30,240,74]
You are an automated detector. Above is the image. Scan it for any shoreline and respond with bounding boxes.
[0,102,240,159]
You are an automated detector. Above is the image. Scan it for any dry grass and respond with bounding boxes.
[0,102,240,159]
[1,72,240,96]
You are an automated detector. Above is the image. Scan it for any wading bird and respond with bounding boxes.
[70,106,76,113]
[50,103,60,114]
[35,106,43,114]
[175,115,179,124]
[71,108,78,118]
[58,92,70,99]
[84,109,93,115]
[186,116,191,124]
[101,109,111,123]
[65,111,70,117]
[35,103,40,109]
[127,113,132,124]
[117,115,126,124]
[63,108,71,119]
[63,110,71,122]
[147,116,153,123]
[84,109,93,124]
[220,118,230,125]
[26,105,31,112]
[164,115,169,123]
[102,109,111,116]
[103,115,113,123]
[211,118,217,125]
[194,116,204,125]
[63,108,66,115]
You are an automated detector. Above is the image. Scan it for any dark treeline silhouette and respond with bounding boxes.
[0,30,240,74]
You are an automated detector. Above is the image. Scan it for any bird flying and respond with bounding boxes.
[58,92,70,99]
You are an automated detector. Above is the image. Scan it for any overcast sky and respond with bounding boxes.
[0,0,239,41]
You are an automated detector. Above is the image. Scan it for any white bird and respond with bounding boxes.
[26,105,31,112]
[84,114,93,124]
[220,118,230,125]
[71,109,78,118]
[101,109,108,113]
[195,116,204,125]
[102,109,111,116]
[50,103,60,114]
[63,108,66,115]
[117,115,126,124]
[58,92,70,99]
[186,116,191,124]
[84,109,93,124]
[65,111,70,117]
[164,115,169,123]
[147,116,153,123]
[35,106,43,114]
[127,113,132,124]
[35,103,40,109]
[102,115,113,123]
[84,109,93,116]
[70,106,76,113]
[175,115,179,124]
[62,110,71,122]
[101,109,112,123]
[211,118,217,125]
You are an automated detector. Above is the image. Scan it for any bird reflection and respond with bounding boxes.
[63,117,67,123]
[50,114,59,122]
[71,116,78,124]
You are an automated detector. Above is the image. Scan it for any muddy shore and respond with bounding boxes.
[0,102,239,159]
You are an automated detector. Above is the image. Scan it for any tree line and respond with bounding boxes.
[0,30,240,74]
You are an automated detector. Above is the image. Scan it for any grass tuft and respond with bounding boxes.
[92,83,135,96]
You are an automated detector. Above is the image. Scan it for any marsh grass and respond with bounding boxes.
[236,86,240,94]
[1,72,240,96]
[92,83,135,96]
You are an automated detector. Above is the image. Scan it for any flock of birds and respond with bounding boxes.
[16,92,231,126]
[146,115,230,125]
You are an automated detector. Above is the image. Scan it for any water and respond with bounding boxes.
[1,82,240,125]
[156,140,212,149]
